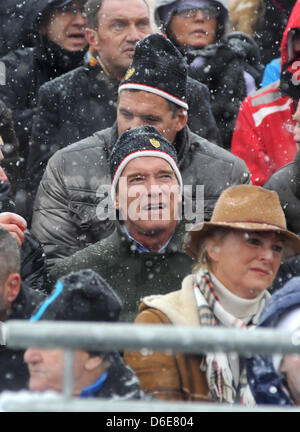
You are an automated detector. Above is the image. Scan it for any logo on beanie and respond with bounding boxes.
[125,67,135,81]
[150,138,161,148]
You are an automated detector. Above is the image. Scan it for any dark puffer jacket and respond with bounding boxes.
[0,99,21,195]
[154,0,263,149]
[81,353,146,400]
[31,123,250,271]
[181,32,262,149]
[26,61,222,207]
[0,0,37,56]
[264,150,300,236]
[253,0,296,66]
[0,0,87,193]
[0,179,47,293]
[0,282,46,392]
[246,276,300,406]
[264,150,300,292]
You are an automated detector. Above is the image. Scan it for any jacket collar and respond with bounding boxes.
[87,62,120,98]
[141,273,200,326]
[172,126,190,167]
[115,219,187,256]
[9,282,46,320]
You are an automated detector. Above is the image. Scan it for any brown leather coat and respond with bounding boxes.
[124,275,213,402]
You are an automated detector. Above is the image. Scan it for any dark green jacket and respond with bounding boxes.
[48,222,193,322]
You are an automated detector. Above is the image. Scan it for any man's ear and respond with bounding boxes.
[5,273,21,303]
[205,240,221,263]
[85,28,99,50]
[175,109,188,133]
[85,355,103,372]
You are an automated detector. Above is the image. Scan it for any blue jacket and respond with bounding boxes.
[261,58,281,88]
[246,277,300,406]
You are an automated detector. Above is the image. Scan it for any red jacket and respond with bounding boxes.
[231,1,300,186]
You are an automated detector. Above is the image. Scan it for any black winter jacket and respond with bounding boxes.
[0,41,86,171]
[0,0,36,57]
[254,0,296,66]
[264,150,300,292]
[0,99,21,194]
[26,62,222,204]
[31,123,250,270]
[0,0,88,189]
[183,33,262,149]
[0,282,45,392]
[82,353,145,400]
[264,151,300,236]
[0,179,47,293]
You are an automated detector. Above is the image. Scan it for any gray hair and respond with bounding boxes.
[84,0,150,30]
[84,0,104,29]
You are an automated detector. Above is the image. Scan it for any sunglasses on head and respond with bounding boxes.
[175,6,219,20]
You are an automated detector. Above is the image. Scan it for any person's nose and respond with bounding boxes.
[24,347,42,365]
[258,245,275,262]
[0,166,7,181]
[193,9,205,22]
[126,24,142,43]
[127,117,145,130]
[146,178,162,198]
[72,10,86,27]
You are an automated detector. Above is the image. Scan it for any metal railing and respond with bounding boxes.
[1,320,300,412]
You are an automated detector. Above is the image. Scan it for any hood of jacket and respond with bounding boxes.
[279,0,300,100]
[246,277,300,406]
[31,1,87,77]
[16,0,69,36]
[154,0,230,41]
[281,0,300,68]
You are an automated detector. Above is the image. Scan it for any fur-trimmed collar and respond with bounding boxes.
[141,274,200,326]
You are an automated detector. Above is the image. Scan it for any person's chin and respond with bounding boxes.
[29,380,47,392]
[65,41,87,52]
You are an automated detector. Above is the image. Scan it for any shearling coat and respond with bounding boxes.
[124,274,212,401]
[31,124,250,271]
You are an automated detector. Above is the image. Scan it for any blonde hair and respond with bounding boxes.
[192,227,230,274]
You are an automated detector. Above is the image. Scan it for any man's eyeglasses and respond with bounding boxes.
[175,6,219,20]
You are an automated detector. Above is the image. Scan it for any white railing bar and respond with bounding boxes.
[5,321,300,355]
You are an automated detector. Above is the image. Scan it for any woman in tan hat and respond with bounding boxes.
[124,184,300,404]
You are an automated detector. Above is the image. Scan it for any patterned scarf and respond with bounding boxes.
[194,268,257,405]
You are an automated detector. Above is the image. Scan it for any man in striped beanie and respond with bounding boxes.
[48,126,193,322]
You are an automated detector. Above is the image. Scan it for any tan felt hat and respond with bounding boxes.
[183,185,300,260]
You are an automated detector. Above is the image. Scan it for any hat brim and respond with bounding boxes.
[183,221,300,261]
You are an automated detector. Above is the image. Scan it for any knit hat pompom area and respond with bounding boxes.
[30,269,122,323]
[109,125,183,202]
[118,33,189,110]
